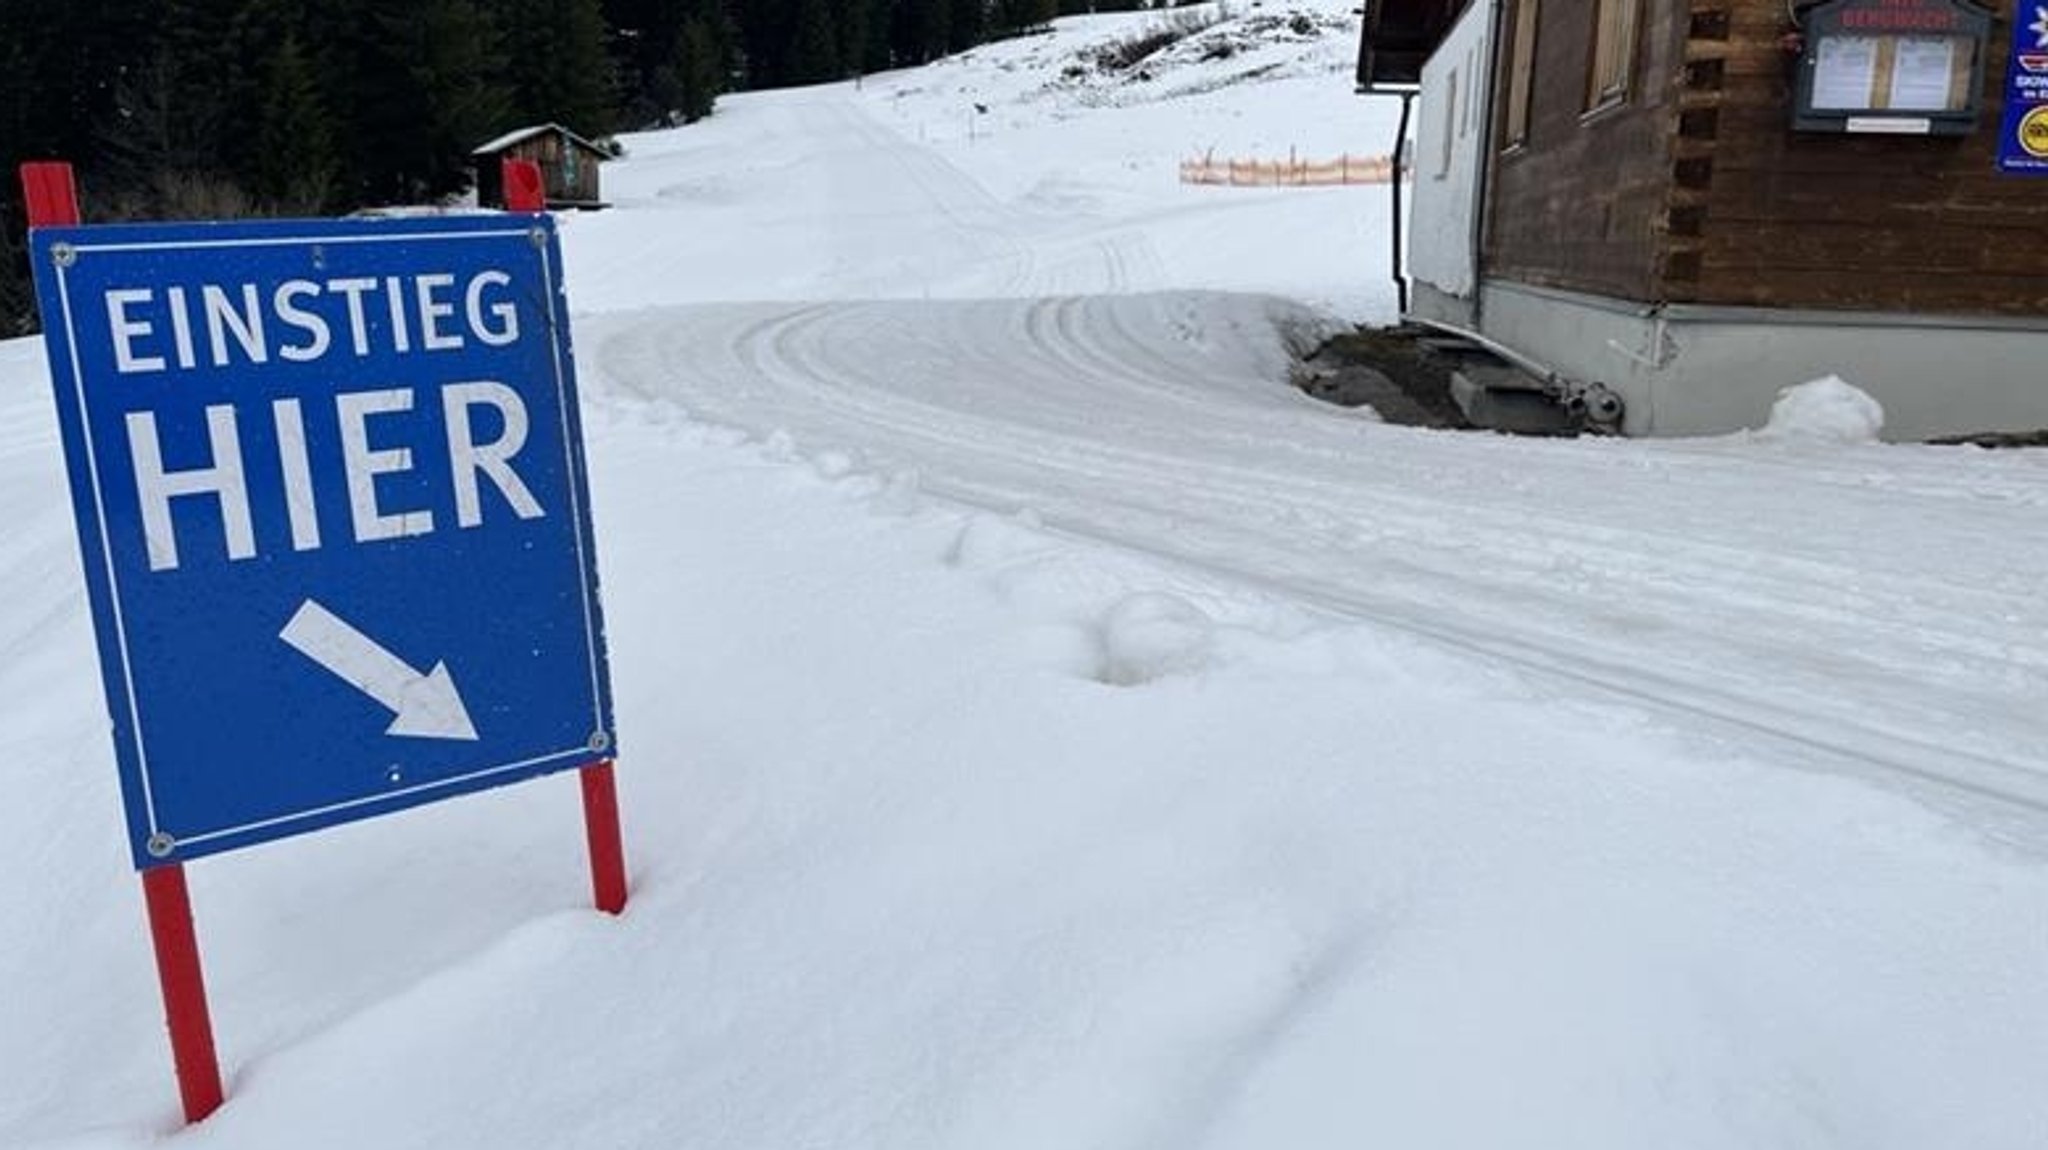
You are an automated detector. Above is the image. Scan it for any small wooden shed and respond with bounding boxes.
[472,123,609,210]
[1359,0,2048,440]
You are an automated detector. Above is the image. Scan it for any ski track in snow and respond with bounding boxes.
[590,292,2048,818]
[573,87,2048,821]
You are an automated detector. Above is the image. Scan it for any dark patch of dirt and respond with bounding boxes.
[1926,429,2048,448]
[1295,327,1471,429]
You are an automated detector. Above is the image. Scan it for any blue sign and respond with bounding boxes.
[1999,2,2048,174]
[28,214,616,868]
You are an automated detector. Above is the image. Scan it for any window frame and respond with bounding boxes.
[1585,0,1642,113]
[1436,67,1460,177]
[1501,0,1541,150]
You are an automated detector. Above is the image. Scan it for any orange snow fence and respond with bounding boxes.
[1178,151,1397,187]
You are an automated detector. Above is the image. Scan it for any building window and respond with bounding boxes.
[1464,44,1482,139]
[1437,69,1459,178]
[1587,0,1640,109]
[1503,0,1540,148]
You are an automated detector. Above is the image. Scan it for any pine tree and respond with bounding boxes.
[948,0,986,52]
[350,0,513,203]
[789,0,841,83]
[656,0,733,122]
[672,13,726,122]
[218,0,314,184]
[732,0,794,88]
[2,0,163,327]
[495,0,616,133]
[252,34,339,212]
[0,24,33,329]
[97,0,243,205]
[604,0,724,127]
[856,0,893,74]
[992,0,1055,34]
[151,0,243,171]
[889,0,952,65]
[839,0,873,78]
[97,50,223,206]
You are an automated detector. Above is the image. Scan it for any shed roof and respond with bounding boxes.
[1357,0,1471,91]
[471,123,608,158]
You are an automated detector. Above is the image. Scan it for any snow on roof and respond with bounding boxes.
[471,123,606,158]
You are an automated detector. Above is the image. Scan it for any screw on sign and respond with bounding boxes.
[17,159,627,1125]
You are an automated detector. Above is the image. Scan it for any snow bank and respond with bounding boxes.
[1755,375,1885,443]
[1097,591,1218,684]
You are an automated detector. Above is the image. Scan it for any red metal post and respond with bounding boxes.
[20,161,82,227]
[499,154,621,915]
[22,162,224,1126]
[580,761,628,914]
[141,865,225,1124]
[502,158,545,212]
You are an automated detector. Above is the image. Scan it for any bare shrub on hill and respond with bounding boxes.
[1090,6,1226,73]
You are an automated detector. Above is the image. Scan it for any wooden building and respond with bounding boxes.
[1359,0,2047,438]
[472,124,609,210]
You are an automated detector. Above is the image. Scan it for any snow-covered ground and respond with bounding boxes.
[5,3,2047,1147]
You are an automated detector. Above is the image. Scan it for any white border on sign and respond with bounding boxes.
[540,240,610,739]
[55,249,161,827]
[52,225,611,854]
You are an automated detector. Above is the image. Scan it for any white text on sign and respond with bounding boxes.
[97,271,548,572]
[103,271,521,372]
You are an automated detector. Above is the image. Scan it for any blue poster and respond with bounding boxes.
[27,214,617,867]
[1999,2,2048,173]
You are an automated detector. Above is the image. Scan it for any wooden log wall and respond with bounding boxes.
[1482,0,1692,300]
[1676,0,2046,316]
[504,135,603,205]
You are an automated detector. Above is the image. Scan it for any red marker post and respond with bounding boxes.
[581,760,629,914]
[503,156,546,213]
[501,156,630,917]
[141,864,226,1122]
[21,161,227,1126]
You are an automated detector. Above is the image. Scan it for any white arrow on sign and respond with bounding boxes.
[280,599,479,741]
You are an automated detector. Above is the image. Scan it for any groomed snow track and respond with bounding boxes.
[590,292,2048,822]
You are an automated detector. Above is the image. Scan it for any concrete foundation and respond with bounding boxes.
[1470,281,2048,441]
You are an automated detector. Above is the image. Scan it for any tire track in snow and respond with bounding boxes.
[589,295,2048,816]
[828,100,1043,297]
[825,98,1174,300]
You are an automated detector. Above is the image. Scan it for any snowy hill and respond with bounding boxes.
[564,1,1394,315]
[4,3,2048,1147]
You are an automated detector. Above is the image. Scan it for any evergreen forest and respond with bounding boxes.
[0,0,1197,332]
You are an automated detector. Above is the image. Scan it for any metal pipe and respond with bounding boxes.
[1404,313,1563,386]
[1471,0,1507,329]
[142,864,224,1124]
[1390,91,1414,315]
[1409,313,1626,431]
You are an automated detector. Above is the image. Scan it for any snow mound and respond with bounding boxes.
[1097,591,1217,685]
[811,448,858,480]
[874,468,924,515]
[1755,375,1885,444]
[946,510,1054,570]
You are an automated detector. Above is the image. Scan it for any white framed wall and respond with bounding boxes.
[1407,2,1493,308]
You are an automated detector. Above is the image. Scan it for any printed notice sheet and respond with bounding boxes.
[1813,35,1880,109]
[1888,37,1960,111]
